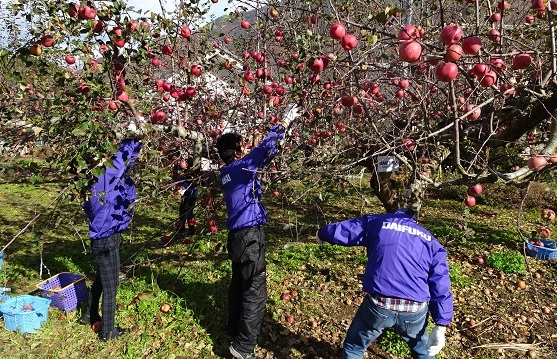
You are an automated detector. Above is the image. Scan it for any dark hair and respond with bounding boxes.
[216,132,243,164]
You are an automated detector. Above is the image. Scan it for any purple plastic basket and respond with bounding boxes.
[0,295,51,333]
[36,272,88,312]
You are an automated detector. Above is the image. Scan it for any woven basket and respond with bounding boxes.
[525,239,557,260]
[36,272,88,312]
[0,295,51,333]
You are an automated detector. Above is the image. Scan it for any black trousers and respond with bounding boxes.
[86,232,121,336]
[179,192,197,230]
[227,226,267,353]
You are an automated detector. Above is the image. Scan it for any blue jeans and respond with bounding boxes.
[343,294,434,359]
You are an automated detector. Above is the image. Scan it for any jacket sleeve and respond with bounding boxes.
[96,139,142,194]
[427,245,454,326]
[243,125,285,169]
[317,215,371,247]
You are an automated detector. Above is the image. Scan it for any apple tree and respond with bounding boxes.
[1,0,557,217]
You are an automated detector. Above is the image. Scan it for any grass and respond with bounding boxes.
[0,177,556,358]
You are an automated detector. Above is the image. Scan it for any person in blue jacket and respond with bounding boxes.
[172,159,199,235]
[80,138,142,341]
[317,208,453,359]
[216,104,300,359]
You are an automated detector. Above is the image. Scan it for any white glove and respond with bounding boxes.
[316,230,324,245]
[427,325,447,356]
[282,103,301,127]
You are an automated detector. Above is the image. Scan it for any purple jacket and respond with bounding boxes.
[83,139,142,239]
[220,125,285,231]
[317,209,453,326]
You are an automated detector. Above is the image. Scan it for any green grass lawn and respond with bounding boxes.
[0,180,555,358]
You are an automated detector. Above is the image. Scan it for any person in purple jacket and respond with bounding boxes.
[317,208,453,359]
[216,104,300,359]
[80,138,142,341]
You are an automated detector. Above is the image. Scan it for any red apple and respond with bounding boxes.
[398,79,410,90]
[488,28,501,42]
[531,0,545,10]
[479,70,497,87]
[541,209,556,221]
[462,36,482,54]
[398,40,422,63]
[91,320,102,332]
[435,62,459,82]
[465,104,481,120]
[41,35,54,47]
[538,227,551,238]
[191,65,202,76]
[341,34,358,50]
[401,138,416,151]
[310,57,324,72]
[160,303,171,313]
[280,293,291,302]
[446,44,462,62]
[489,12,502,23]
[497,0,509,11]
[468,184,483,195]
[240,20,250,29]
[527,155,548,172]
[108,100,118,111]
[65,55,75,64]
[329,22,346,40]
[79,4,97,20]
[160,235,171,245]
[180,25,191,38]
[116,90,129,102]
[512,53,532,70]
[397,24,418,40]
[440,23,463,45]
[68,3,79,18]
[524,14,536,24]
[464,195,476,207]
[161,44,173,55]
[285,315,295,323]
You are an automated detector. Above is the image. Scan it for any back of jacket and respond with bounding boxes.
[318,209,453,325]
[83,139,142,239]
[220,125,284,231]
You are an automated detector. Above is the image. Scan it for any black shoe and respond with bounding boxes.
[229,344,260,359]
[79,312,101,325]
[101,327,127,342]
[223,333,235,343]
[78,313,90,325]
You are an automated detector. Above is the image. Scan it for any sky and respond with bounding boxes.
[126,0,233,24]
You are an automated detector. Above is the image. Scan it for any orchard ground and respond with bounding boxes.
[0,171,556,358]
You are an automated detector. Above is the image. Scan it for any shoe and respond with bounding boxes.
[229,344,260,359]
[118,272,127,282]
[223,333,235,343]
[78,313,90,325]
[101,327,127,342]
[79,312,101,325]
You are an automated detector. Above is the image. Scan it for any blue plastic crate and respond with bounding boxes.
[0,252,4,269]
[36,272,88,312]
[526,239,557,260]
[0,295,51,333]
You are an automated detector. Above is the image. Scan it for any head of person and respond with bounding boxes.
[216,132,245,165]
[398,207,418,220]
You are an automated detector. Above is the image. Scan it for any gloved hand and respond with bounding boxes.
[315,230,324,245]
[282,103,301,127]
[427,325,447,356]
[124,116,146,140]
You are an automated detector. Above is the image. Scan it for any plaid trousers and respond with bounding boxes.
[87,232,121,337]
